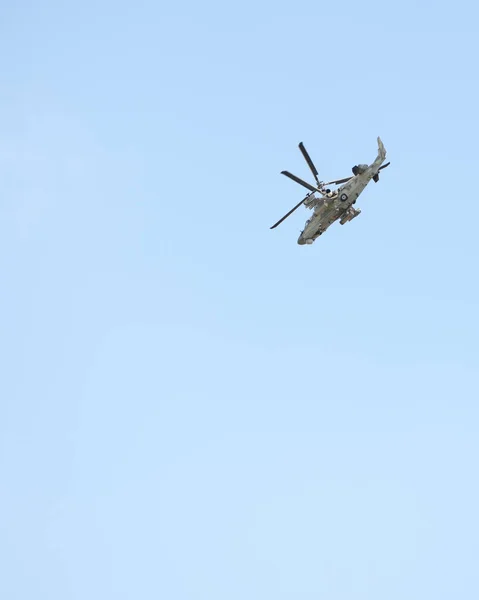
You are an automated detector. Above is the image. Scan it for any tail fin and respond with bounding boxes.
[377,136,386,160]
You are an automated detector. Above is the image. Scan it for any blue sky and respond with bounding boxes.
[1,1,479,598]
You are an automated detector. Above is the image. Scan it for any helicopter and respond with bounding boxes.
[271,137,390,245]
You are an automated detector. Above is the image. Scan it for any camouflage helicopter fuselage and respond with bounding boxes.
[297,137,387,245]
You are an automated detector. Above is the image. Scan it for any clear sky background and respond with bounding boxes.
[1,1,478,598]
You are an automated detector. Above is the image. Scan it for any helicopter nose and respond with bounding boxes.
[297,236,313,245]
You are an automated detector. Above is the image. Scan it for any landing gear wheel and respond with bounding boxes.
[340,193,348,202]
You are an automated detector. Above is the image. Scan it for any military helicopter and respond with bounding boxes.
[271,137,390,244]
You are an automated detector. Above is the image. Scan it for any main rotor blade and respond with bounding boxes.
[323,176,353,186]
[298,142,320,186]
[281,171,320,193]
[270,196,308,229]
